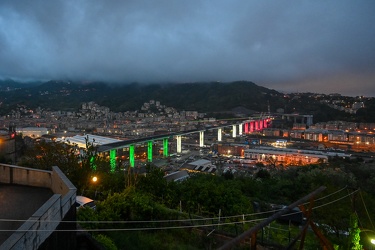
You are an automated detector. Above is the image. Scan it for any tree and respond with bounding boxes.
[255,168,270,179]
[18,137,112,195]
[137,164,168,203]
[19,139,81,171]
[348,213,362,250]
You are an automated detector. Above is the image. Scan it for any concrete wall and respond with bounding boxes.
[51,166,77,225]
[0,163,52,188]
[0,164,77,250]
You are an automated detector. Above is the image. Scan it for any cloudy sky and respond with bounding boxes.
[1,1,374,96]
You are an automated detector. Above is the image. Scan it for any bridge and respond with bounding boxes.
[61,117,271,170]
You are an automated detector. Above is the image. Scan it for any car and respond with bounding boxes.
[75,195,96,210]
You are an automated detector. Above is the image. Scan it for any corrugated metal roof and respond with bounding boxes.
[56,134,122,148]
[188,159,211,166]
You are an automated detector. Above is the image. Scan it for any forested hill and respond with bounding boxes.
[0,80,284,113]
[0,79,374,122]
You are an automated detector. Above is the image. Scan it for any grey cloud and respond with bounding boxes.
[0,0,374,96]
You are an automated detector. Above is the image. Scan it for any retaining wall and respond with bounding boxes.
[0,164,77,250]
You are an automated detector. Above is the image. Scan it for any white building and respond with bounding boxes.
[244,146,330,165]
[17,127,49,138]
[56,134,122,148]
[183,159,216,173]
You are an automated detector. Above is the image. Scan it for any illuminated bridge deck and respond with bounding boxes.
[66,117,270,153]
[96,130,199,152]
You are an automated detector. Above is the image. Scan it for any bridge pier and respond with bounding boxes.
[90,156,96,170]
[129,144,135,168]
[239,124,243,135]
[306,115,313,126]
[110,149,116,172]
[218,128,222,141]
[163,138,169,157]
[199,131,204,147]
[232,125,236,138]
[244,123,248,133]
[176,135,182,153]
[148,141,153,162]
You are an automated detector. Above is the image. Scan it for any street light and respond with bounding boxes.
[91,176,99,198]
[361,229,375,247]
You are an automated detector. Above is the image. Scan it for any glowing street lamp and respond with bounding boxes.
[92,176,98,183]
[360,229,375,246]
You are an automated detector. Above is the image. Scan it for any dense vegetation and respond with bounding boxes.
[11,138,375,249]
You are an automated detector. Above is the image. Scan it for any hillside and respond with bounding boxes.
[0,80,284,113]
[1,79,372,122]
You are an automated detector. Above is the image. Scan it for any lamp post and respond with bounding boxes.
[92,176,98,183]
[91,176,98,198]
[360,229,375,249]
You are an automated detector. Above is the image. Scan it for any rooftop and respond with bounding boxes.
[56,134,123,148]
[0,183,53,244]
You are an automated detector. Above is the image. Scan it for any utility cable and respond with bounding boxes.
[312,188,360,210]
[307,185,347,203]
[0,218,267,232]
[359,189,375,230]
[0,189,357,228]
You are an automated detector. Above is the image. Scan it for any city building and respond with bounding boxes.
[0,130,16,163]
[56,134,122,148]
[164,170,189,182]
[16,127,50,138]
[182,159,216,173]
[244,146,330,165]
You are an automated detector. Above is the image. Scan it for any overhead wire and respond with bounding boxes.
[359,189,375,230]
[0,186,353,225]
[305,185,348,203]
[312,188,360,210]
[0,187,359,233]
[0,218,266,233]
